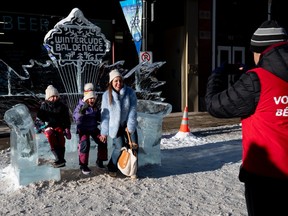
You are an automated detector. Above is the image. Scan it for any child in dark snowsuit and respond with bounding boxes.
[37,85,71,168]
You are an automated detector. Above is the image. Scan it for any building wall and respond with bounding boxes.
[0,0,286,113]
[197,0,212,111]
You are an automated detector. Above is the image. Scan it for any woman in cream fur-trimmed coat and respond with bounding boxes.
[99,69,138,177]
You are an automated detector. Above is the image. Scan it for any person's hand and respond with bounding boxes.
[131,142,138,150]
[214,63,248,75]
[79,103,89,114]
[64,128,71,140]
[237,63,248,73]
[98,134,107,143]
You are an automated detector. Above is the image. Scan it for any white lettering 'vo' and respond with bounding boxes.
[274,96,288,105]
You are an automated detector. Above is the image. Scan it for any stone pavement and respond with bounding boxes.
[0,112,240,150]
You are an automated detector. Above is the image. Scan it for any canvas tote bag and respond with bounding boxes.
[117,128,138,176]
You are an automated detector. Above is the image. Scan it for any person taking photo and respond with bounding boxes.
[205,20,288,216]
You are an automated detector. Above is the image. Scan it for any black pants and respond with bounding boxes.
[244,178,288,216]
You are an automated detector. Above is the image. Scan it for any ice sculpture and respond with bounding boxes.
[43,7,111,114]
[128,61,167,101]
[41,9,170,168]
[136,100,172,166]
[1,7,172,186]
[4,104,60,186]
[41,7,170,168]
[4,104,37,167]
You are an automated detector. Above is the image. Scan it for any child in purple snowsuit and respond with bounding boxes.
[73,83,108,175]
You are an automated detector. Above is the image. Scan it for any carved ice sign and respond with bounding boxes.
[43,8,110,67]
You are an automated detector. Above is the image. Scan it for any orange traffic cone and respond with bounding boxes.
[179,106,190,133]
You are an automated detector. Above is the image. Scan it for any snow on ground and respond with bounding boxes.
[0,124,246,216]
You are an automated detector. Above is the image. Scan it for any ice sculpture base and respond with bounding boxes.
[14,165,61,186]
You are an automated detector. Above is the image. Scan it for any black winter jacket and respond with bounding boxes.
[205,42,288,119]
[37,99,71,130]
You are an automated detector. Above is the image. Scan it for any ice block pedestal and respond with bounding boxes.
[4,104,60,186]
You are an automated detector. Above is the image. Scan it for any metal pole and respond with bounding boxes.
[112,19,116,63]
[268,0,272,20]
[142,0,147,51]
[212,0,216,70]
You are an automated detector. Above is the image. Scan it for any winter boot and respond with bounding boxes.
[52,147,66,168]
[51,150,59,163]
[107,159,117,177]
[60,147,66,163]
[80,165,91,175]
[96,159,105,169]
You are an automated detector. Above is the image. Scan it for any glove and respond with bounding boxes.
[34,119,48,133]
[64,128,71,140]
[79,103,89,115]
[213,63,246,75]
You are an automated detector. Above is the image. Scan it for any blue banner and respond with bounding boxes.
[120,0,142,55]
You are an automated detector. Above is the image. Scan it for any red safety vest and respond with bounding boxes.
[241,68,288,179]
